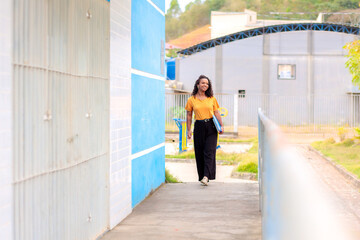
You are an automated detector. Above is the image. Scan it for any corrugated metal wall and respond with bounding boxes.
[109,0,132,229]
[0,1,13,239]
[13,0,110,239]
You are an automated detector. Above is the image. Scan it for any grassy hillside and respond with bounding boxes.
[166,0,359,41]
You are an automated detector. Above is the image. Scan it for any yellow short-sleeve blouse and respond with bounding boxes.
[185,96,220,120]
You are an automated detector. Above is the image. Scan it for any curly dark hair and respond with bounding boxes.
[191,75,214,97]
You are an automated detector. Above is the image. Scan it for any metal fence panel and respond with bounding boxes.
[166,93,360,133]
[165,93,237,133]
[165,93,190,131]
[238,94,360,131]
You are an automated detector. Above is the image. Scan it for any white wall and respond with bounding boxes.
[0,1,12,239]
[211,13,248,39]
[109,0,132,229]
[222,35,264,94]
[0,1,134,238]
[266,31,309,55]
[178,48,216,92]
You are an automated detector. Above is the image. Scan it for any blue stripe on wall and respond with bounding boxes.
[131,146,165,207]
[131,73,165,154]
[132,0,165,76]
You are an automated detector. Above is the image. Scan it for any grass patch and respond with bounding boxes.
[166,138,259,178]
[166,151,195,159]
[237,161,258,173]
[235,139,258,174]
[165,168,181,183]
[166,151,243,165]
[219,137,258,143]
[311,138,360,179]
[166,138,258,166]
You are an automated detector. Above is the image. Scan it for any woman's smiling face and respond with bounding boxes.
[198,78,209,92]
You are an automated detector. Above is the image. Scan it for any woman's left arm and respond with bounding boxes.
[214,110,224,134]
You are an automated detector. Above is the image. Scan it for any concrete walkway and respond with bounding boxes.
[102,141,261,240]
[101,143,360,240]
[101,182,261,240]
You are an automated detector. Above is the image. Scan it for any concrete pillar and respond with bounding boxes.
[307,30,314,125]
[262,34,270,113]
[234,94,239,133]
[215,45,223,93]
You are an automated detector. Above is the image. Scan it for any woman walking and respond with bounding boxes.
[185,75,224,186]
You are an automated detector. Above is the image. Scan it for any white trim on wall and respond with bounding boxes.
[131,68,165,81]
[146,0,165,16]
[130,142,165,160]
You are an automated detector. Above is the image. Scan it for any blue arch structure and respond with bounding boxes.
[178,23,360,56]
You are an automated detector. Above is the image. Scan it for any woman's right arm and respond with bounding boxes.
[186,111,193,139]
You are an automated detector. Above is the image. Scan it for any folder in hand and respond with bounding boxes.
[212,114,222,133]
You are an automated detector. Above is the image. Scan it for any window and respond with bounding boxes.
[278,64,296,80]
[238,90,246,98]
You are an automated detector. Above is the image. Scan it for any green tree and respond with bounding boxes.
[166,48,181,58]
[167,0,182,18]
[206,0,226,11]
[180,2,210,33]
[222,0,246,12]
[344,40,360,87]
[165,0,183,41]
[335,0,359,9]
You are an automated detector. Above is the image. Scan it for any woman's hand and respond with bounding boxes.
[214,110,224,134]
[187,130,192,139]
[219,126,224,134]
[186,111,193,139]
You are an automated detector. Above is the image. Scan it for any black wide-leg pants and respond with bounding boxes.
[193,120,218,181]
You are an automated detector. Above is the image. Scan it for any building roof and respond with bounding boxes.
[167,24,211,49]
[178,22,360,56]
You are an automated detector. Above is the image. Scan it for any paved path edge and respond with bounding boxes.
[307,145,360,191]
[165,158,235,165]
[231,171,257,181]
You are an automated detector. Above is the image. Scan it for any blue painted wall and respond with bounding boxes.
[131,147,165,207]
[132,0,165,76]
[131,0,165,207]
[131,74,165,153]
[150,0,165,12]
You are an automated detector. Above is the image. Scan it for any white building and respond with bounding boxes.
[210,10,320,39]
[176,23,360,127]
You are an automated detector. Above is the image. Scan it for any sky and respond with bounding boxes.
[165,0,194,12]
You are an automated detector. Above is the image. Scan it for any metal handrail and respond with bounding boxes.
[258,108,355,240]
